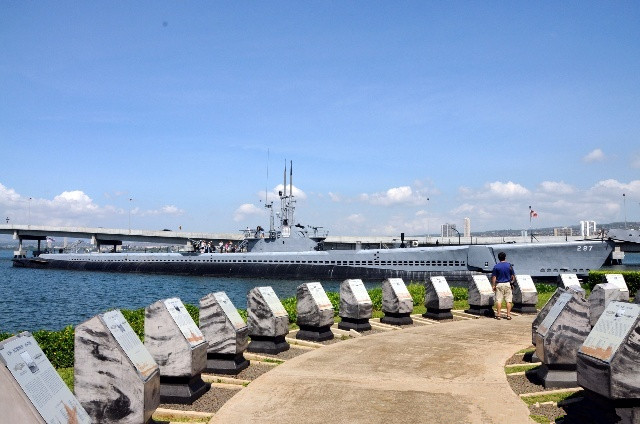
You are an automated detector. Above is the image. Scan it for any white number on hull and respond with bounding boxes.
[577,245,593,252]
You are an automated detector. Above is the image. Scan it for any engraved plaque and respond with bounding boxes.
[579,302,640,363]
[604,274,628,292]
[102,310,158,380]
[307,282,333,310]
[347,279,372,304]
[560,274,581,288]
[537,292,573,336]
[388,278,412,300]
[164,297,206,347]
[258,286,288,317]
[430,276,452,295]
[214,291,246,329]
[516,275,536,292]
[472,275,493,295]
[0,333,92,424]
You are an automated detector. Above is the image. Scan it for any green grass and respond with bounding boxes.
[530,414,553,423]
[517,346,536,354]
[505,364,539,374]
[522,390,583,406]
[57,367,74,392]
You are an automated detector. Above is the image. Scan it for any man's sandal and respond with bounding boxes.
[494,316,501,320]
[506,316,512,320]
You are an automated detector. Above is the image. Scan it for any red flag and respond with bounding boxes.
[530,210,538,218]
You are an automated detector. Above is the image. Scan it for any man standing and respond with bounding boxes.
[491,251,515,320]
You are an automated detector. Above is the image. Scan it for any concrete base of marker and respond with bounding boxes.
[536,364,578,389]
[512,303,537,314]
[464,305,496,318]
[160,374,211,404]
[562,389,640,424]
[380,312,413,326]
[205,353,250,375]
[338,317,371,332]
[422,308,453,320]
[530,351,540,363]
[247,335,290,355]
[296,325,334,342]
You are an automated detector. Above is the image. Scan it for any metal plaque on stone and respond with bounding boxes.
[307,282,333,310]
[214,291,247,330]
[537,292,573,336]
[430,276,453,296]
[164,298,206,347]
[580,302,640,363]
[348,279,371,304]
[0,332,91,424]
[603,274,629,292]
[258,286,289,317]
[513,274,538,314]
[388,278,412,301]
[559,274,581,289]
[516,275,536,292]
[473,275,494,295]
[103,309,158,380]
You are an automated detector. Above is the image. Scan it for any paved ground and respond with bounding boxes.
[210,314,536,424]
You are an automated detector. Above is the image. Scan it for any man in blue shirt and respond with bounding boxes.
[491,251,515,320]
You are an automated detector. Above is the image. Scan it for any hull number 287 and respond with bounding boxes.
[577,245,593,252]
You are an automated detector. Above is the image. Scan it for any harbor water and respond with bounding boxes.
[1,249,638,334]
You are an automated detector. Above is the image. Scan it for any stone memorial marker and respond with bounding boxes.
[464,274,496,317]
[534,291,591,388]
[247,286,290,354]
[338,279,373,331]
[380,278,413,325]
[512,274,538,314]
[589,274,630,327]
[296,282,335,341]
[0,332,91,424]
[577,301,640,422]
[145,297,210,403]
[634,290,639,304]
[200,291,250,375]
[532,288,568,346]
[75,309,160,423]
[558,273,586,296]
[422,276,454,320]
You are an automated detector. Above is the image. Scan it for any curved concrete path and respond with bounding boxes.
[211,315,536,424]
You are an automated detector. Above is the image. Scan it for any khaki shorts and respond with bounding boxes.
[495,283,513,303]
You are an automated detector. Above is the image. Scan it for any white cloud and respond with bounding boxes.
[233,203,265,222]
[538,181,574,195]
[346,213,365,224]
[486,181,530,198]
[360,185,429,206]
[583,148,605,163]
[328,192,342,202]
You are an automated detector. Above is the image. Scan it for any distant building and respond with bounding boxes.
[579,221,596,237]
[441,223,457,237]
[554,227,573,237]
[463,217,471,237]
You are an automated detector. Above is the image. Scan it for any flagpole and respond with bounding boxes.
[529,205,532,243]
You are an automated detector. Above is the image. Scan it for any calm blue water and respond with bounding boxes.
[1,249,638,333]
[0,250,382,333]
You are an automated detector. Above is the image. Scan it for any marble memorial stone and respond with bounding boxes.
[534,291,591,388]
[338,279,373,331]
[464,274,496,317]
[589,275,630,327]
[512,274,538,314]
[145,297,210,404]
[75,309,160,424]
[422,276,454,320]
[296,282,335,341]
[577,301,640,422]
[380,278,413,325]
[558,273,586,296]
[199,291,250,375]
[247,286,290,354]
[0,332,91,424]
[532,288,568,345]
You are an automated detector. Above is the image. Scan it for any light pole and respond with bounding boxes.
[451,226,461,245]
[623,193,627,229]
[426,197,430,245]
[128,198,133,234]
[28,197,32,228]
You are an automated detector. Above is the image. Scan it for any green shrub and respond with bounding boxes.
[32,325,75,369]
[588,271,640,295]
[237,308,248,322]
[368,287,383,311]
[407,283,425,306]
[534,283,558,294]
[450,286,468,301]
[0,332,12,342]
[121,308,145,341]
[184,303,199,324]
[280,296,297,323]
[326,291,341,316]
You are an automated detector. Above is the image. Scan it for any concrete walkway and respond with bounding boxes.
[210,314,536,424]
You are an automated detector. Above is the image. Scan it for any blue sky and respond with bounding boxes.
[1,1,639,236]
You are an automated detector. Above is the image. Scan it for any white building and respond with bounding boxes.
[441,223,457,237]
[463,217,471,237]
[580,221,597,237]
